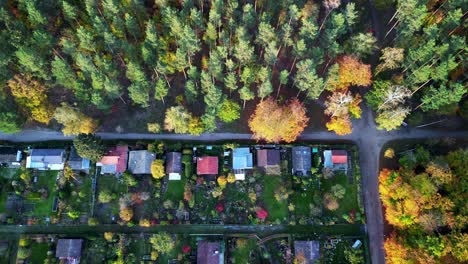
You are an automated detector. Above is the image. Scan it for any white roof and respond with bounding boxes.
[168,172,181,180]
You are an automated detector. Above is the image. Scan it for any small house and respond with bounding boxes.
[128,150,155,174]
[292,146,312,176]
[26,149,65,170]
[323,150,348,171]
[68,147,90,171]
[197,156,218,180]
[166,152,182,180]
[257,149,281,175]
[197,241,224,264]
[96,145,128,175]
[294,241,320,264]
[232,147,253,180]
[0,148,21,168]
[56,239,83,264]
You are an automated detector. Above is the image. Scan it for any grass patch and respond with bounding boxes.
[163,174,185,202]
[231,238,259,263]
[30,243,49,264]
[27,171,58,217]
[261,176,288,222]
[321,172,358,219]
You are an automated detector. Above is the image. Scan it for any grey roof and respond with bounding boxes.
[166,152,182,174]
[0,148,19,163]
[29,149,65,164]
[197,241,224,264]
[68,147,90,171]
[232,148,253,170]
[128,150,155,174]
[292,146,312,176]
[294,241,320,264]
[56,239,83,258]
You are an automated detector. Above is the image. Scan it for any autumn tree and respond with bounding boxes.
[150,160,165,179]
[249,98,308,143]
[7,74,54,124]
[164,106,191,134]
[149,233,174,254]
[53,103,97,135]
[333,56,372,90]
[324,91,361,135]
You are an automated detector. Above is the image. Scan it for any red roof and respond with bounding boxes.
[331,150,347,164]
[197,156,218,175]
[100,145,128,173]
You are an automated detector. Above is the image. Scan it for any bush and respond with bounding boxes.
[88,217,99,226]
[149,233,174,254]
[323,193,339,211]
[98,190,115,203]
[384,148,395,159]
[331,184,346,199]
[147,123,161,133]
[17,247,31,259]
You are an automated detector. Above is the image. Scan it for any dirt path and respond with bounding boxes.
[1,127,467,264]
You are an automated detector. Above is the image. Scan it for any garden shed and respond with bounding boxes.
[256,149,281,175]
[26,149,65,170]
[166,152,182,180]
[68,147,90,171]
[292,146,312,176]
[56,239,83,263]
[197,241,224,264]
[232,147,253,180]
[128,150,155,174]
[294,240,320,264]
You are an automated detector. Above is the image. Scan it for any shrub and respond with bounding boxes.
[331,184,346,199]
[323,193,339,211]
[384,148,395,159]
[147,123,161,133]
[98,190,115,203]
[151,160,165,179]
[227,173,236,183]
[139,219,151,227]
[149,233,174,254]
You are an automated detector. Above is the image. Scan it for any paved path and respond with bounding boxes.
[1,125,467,264]
[0,224,363,236]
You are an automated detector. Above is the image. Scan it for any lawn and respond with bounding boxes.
[230,238,259,263]
[95,175,127,222]
[26,170,58,217]
[321,172,358,220]
[30,243,48,264]
[163,174,185,203]
[156,235,195,264]
[261,176,289,223]
[0,168,22,213]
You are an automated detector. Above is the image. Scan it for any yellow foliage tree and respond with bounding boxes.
[7,74,54,124]
[104,232,114,242]
[326,116,352,135]
[119,206,133,222]
[151,160,165,179]
[217,176,227,188]
[227,173,236,183]
[53,103,97,135]
[139,219,151,227]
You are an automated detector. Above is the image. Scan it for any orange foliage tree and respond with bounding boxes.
[384,234,412,264]
[334,56,372,90]
[249,97,308,143]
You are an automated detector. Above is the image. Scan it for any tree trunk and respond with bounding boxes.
[318,10,332,33]
[289,57,297,72]
[411,79,431,96]
[276,83,282,99]
[243,99,246,109]
[384,20,400,40]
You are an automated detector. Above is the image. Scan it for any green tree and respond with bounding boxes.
[154,78,168,104]
[73,134,106,162]
[294,59,324,99]
[149,233,174,254]
[239,86,254,109]
[0,111,21,133]
[346,33,377,59]
[217,99,240,123]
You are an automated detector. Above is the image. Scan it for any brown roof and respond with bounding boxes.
[166,152,182,174]
[197,241,224,264]
[257,149,280,167]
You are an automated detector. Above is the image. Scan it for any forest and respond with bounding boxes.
[0,0,466,140]
[380,145,467,263]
